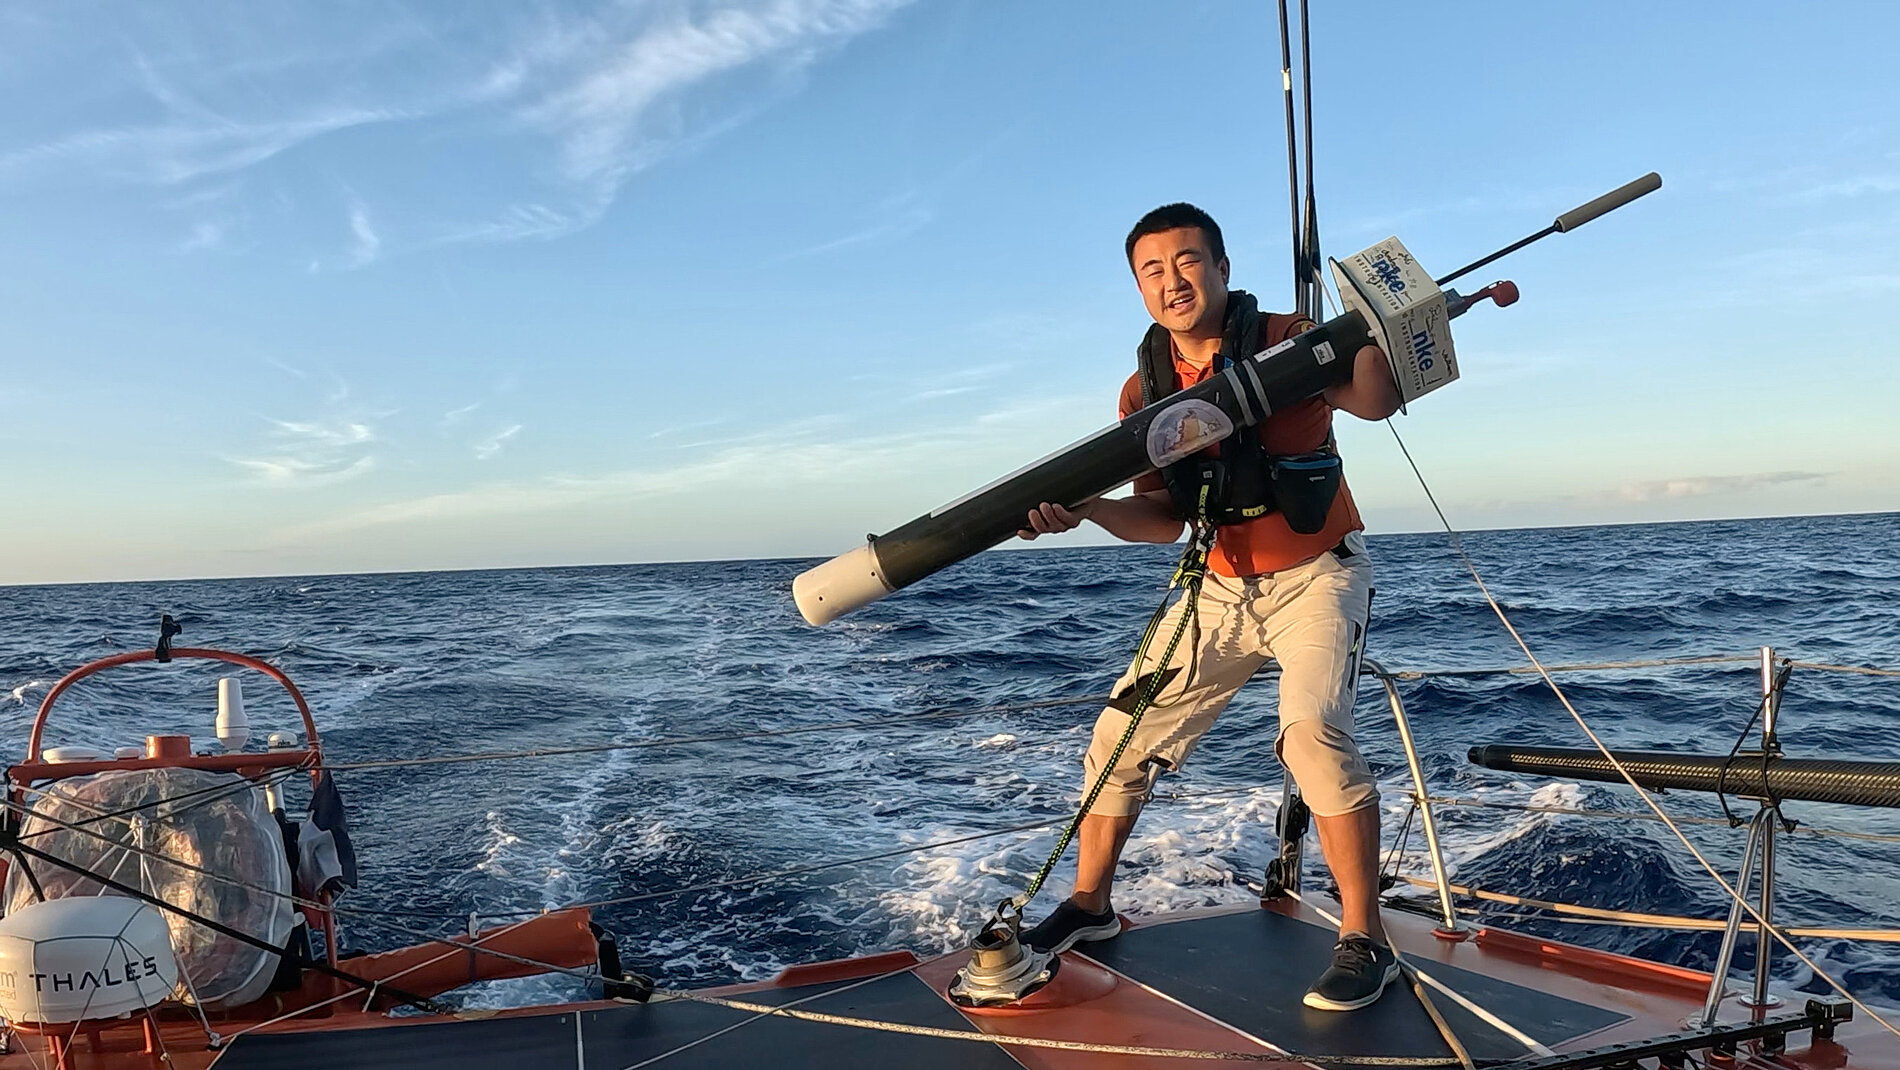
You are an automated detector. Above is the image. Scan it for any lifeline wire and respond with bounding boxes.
[303,657,1888,775]
[0,755,1313,990]
[1385,418,1900,1039]
[14,767,303,841]
[325,694,1105,772]
[1423,794,1900,844]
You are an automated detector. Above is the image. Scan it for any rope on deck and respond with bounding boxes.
[650,986,1477,1065]
[1390,875,1900,942]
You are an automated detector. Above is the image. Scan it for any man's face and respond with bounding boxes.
[1131,227,1229,337]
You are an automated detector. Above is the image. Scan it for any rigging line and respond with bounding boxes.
[222,915,543,1042]
[0,831,458,1019]
[1387,654,1757,679]
[2,796,496,1023]
[4,764,1294,958]
[1287,890,1537,1061]
[621,959,924,1070]
[1390,877,1900,941]
[133,816,220,1047]
[324,694,1107,772]
[14,767,303,841]
[1381,798,1420,889]
[54,894,158,1065]
[562,774,1278,915]
[2,789,581,981]
[0,794,332,917]
[654,984,1475,1065]
[305,657,1868,777]
[1713,663,1786,828]
[339,780,1309,976]
[1790,660,1900,677]
[1019,522,1212,907]
[1384,418,1900,1040]
[1439,906,1900,942]
[457,816,1069,916]
[1422,795,1900,844]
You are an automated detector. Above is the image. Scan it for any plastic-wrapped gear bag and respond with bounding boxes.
[3,768,297,1010]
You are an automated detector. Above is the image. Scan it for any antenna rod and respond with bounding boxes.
[1435,172,1662,287]
[1276,0,1305,316]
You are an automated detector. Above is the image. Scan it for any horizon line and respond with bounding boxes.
[5,507,1894,591]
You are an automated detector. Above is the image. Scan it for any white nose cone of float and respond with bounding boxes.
[216,676,250,751]
[792,544,894,626]
[0,897,179,1023]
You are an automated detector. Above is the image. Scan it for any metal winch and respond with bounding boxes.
[947,900,1060,1007]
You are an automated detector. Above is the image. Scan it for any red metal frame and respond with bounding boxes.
[20,647,323,769]
[10,646,340,965]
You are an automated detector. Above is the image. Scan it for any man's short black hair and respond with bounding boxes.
[1125,203,1225,268]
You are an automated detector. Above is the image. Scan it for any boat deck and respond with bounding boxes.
[12,896,1890,1069]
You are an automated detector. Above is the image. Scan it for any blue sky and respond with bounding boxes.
[2,0,1896,585]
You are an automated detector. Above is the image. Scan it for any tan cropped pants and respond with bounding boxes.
[1081,538,1377,818]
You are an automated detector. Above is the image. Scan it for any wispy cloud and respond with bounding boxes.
[648,416,732,440]
[3,2,914,261]
[229,411,379,487]
[262,356,308,380]
[526,1,910,189]
[1791,175,1900,202]
[774,192,933,261]
[274,431,917,541]
[231,454,377,487]
[441,402,481,426]
[268,418,373,446]
[904,385,978,403]
[0,104,407,187]
[268,399,1070,542]
[473,424,522,460]
[345,198,380,267]
[179,220,225,252]
[1611,471,1829,503]
[767,124,1018,263]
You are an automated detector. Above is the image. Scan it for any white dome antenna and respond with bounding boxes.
[216,676,250,751]
[0,898,179,1024]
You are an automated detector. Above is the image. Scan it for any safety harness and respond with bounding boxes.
[1136,289,1342,535]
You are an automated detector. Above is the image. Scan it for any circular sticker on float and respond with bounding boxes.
[1146,400,1233,468]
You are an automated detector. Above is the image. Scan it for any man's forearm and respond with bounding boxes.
[1323,343,1402,421]
[1084,494,1185,544]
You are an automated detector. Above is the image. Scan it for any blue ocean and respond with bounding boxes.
[3,512,1897,1008]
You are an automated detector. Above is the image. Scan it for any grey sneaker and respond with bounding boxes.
[1020,900,1122,955]
[1302,933,1400,1011]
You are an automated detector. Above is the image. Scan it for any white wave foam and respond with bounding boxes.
[475,810,524,880]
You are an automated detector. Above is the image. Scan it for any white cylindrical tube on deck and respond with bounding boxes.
[793,543,894,626]
[216,676,251,751]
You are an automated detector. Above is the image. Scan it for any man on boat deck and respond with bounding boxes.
[1017,203,1402,1011]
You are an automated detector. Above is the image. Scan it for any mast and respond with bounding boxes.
[1297,0,1321,318]
[1277,0,1320,319]
[1275,0,1305,318]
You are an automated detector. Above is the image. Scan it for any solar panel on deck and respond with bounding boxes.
[1078,908,1630,1064]
[214,971,1020,1069]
